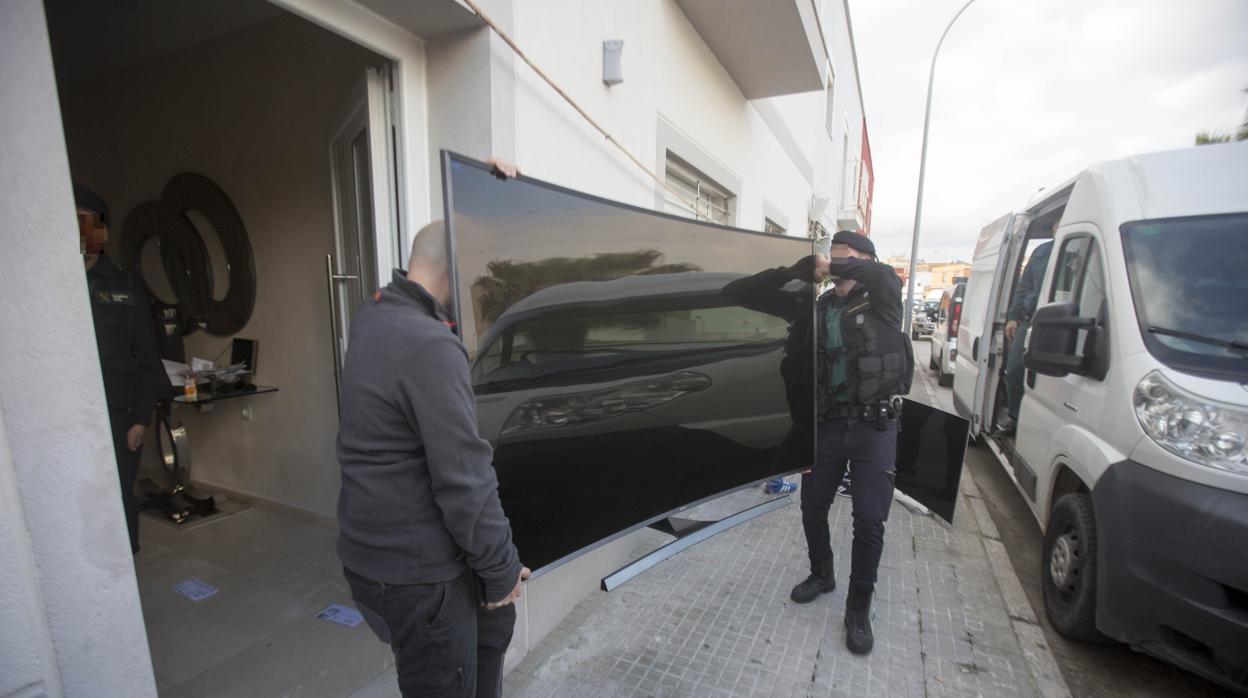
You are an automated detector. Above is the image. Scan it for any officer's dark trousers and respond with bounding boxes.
[108,409,141,554]
[345,568,515,698]
[1005,320,1030,421]
[801,418,897,585]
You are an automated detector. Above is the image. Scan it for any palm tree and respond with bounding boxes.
[1195,87,1248,145]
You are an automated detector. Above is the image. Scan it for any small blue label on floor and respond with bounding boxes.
[316,604,364,628]
[172,578,219,602]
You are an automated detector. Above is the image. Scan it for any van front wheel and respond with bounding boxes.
[1042,493,1109,642]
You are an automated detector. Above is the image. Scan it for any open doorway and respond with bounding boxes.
[988,209,1063,454]
[45,0,404,692]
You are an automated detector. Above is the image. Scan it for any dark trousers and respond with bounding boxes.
[108,409,141,553]
[345,568,516,698]
[1005,320,1030,420]
[801,418,897,586]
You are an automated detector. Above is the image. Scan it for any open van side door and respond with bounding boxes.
[953,213,1029,436]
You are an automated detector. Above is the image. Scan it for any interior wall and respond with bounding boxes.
[58,12,386,518]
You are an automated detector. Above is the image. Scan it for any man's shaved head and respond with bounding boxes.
[409,220,447,270]
[406,220,453,309]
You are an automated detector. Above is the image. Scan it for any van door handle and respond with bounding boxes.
[972,337,980,361]
[1063,401,1078,412]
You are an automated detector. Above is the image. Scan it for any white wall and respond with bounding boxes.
[0,1,156,694]
[509,0,814,237]
[819,0,867,226]
[59,15,386,519]
[796,0,866,232]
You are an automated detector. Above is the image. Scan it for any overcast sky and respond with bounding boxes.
[846,0,1248,262]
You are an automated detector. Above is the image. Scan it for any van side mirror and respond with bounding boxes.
[1023,302,1096,377]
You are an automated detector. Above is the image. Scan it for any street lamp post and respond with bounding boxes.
[902,0,978,336]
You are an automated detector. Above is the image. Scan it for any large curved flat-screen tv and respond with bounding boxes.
[443,152,815,573]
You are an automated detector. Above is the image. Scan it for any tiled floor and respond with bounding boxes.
[502,472,1049,698]
[134,507,399,697]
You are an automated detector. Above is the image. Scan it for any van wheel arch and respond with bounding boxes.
[1048,464,1089,516]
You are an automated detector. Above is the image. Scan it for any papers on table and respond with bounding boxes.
[162,358,250,387]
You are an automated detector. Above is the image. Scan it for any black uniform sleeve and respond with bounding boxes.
[129,283,164,427]
[395,333,523,603]
[721,266,805,322]
[826,258,904,328]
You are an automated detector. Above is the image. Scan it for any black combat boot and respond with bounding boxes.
[790,558,835,604]
[844,581,874,654]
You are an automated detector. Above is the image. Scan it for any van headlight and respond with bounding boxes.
[1134,371,1248,475]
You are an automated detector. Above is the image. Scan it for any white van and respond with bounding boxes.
[952,143,1248,691]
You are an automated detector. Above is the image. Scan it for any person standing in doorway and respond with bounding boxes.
[76,185,164,554]
[999,224,1055,435]
[336,159,528,698]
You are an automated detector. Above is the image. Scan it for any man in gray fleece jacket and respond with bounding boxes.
[337,166,527,697]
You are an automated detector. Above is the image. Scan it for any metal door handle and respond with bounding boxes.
[330,274,359,281]
[326,255,344,417]
[1063,401,1078,412]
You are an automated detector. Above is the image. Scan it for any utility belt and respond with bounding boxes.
[820,398,901,430]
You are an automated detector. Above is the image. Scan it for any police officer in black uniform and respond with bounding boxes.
[77,185,164,554]
[725,230,911,655]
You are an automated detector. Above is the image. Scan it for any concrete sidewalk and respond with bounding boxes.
[503,374,1069,697]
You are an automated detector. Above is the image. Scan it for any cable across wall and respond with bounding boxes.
[460,0,702,217]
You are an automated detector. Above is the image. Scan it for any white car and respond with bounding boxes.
[928,283,963,387]
[951,142,1248,692]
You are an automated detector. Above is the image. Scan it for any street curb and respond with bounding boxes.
[910,344,1071,697]
[963,471,1071,698]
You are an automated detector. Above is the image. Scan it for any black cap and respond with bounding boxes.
[73,183,111,226]
[831,230,875,258]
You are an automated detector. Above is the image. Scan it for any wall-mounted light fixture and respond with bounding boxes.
[603,40,624,86]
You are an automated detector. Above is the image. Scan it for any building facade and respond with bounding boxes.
[0,0,871,694]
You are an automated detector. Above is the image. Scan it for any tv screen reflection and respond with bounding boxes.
[444,153,815,571]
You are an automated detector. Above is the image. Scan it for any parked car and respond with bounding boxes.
[951,142,1248,692]
[911,299,939,339]
[928,283,963,387]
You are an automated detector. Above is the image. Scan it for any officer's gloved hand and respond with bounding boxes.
[788,255,831,283]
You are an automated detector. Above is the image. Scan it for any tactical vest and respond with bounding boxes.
[816,289,913,416]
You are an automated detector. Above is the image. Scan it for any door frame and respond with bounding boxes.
[327,65,399,399]
[328,65,399,291]
[270,0,430,261]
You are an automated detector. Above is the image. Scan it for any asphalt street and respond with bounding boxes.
[909,337,1237,698]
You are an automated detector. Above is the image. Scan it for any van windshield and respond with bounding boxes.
[1121,213,1248,379]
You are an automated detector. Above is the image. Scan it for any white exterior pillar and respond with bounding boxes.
[0,2,156,695]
